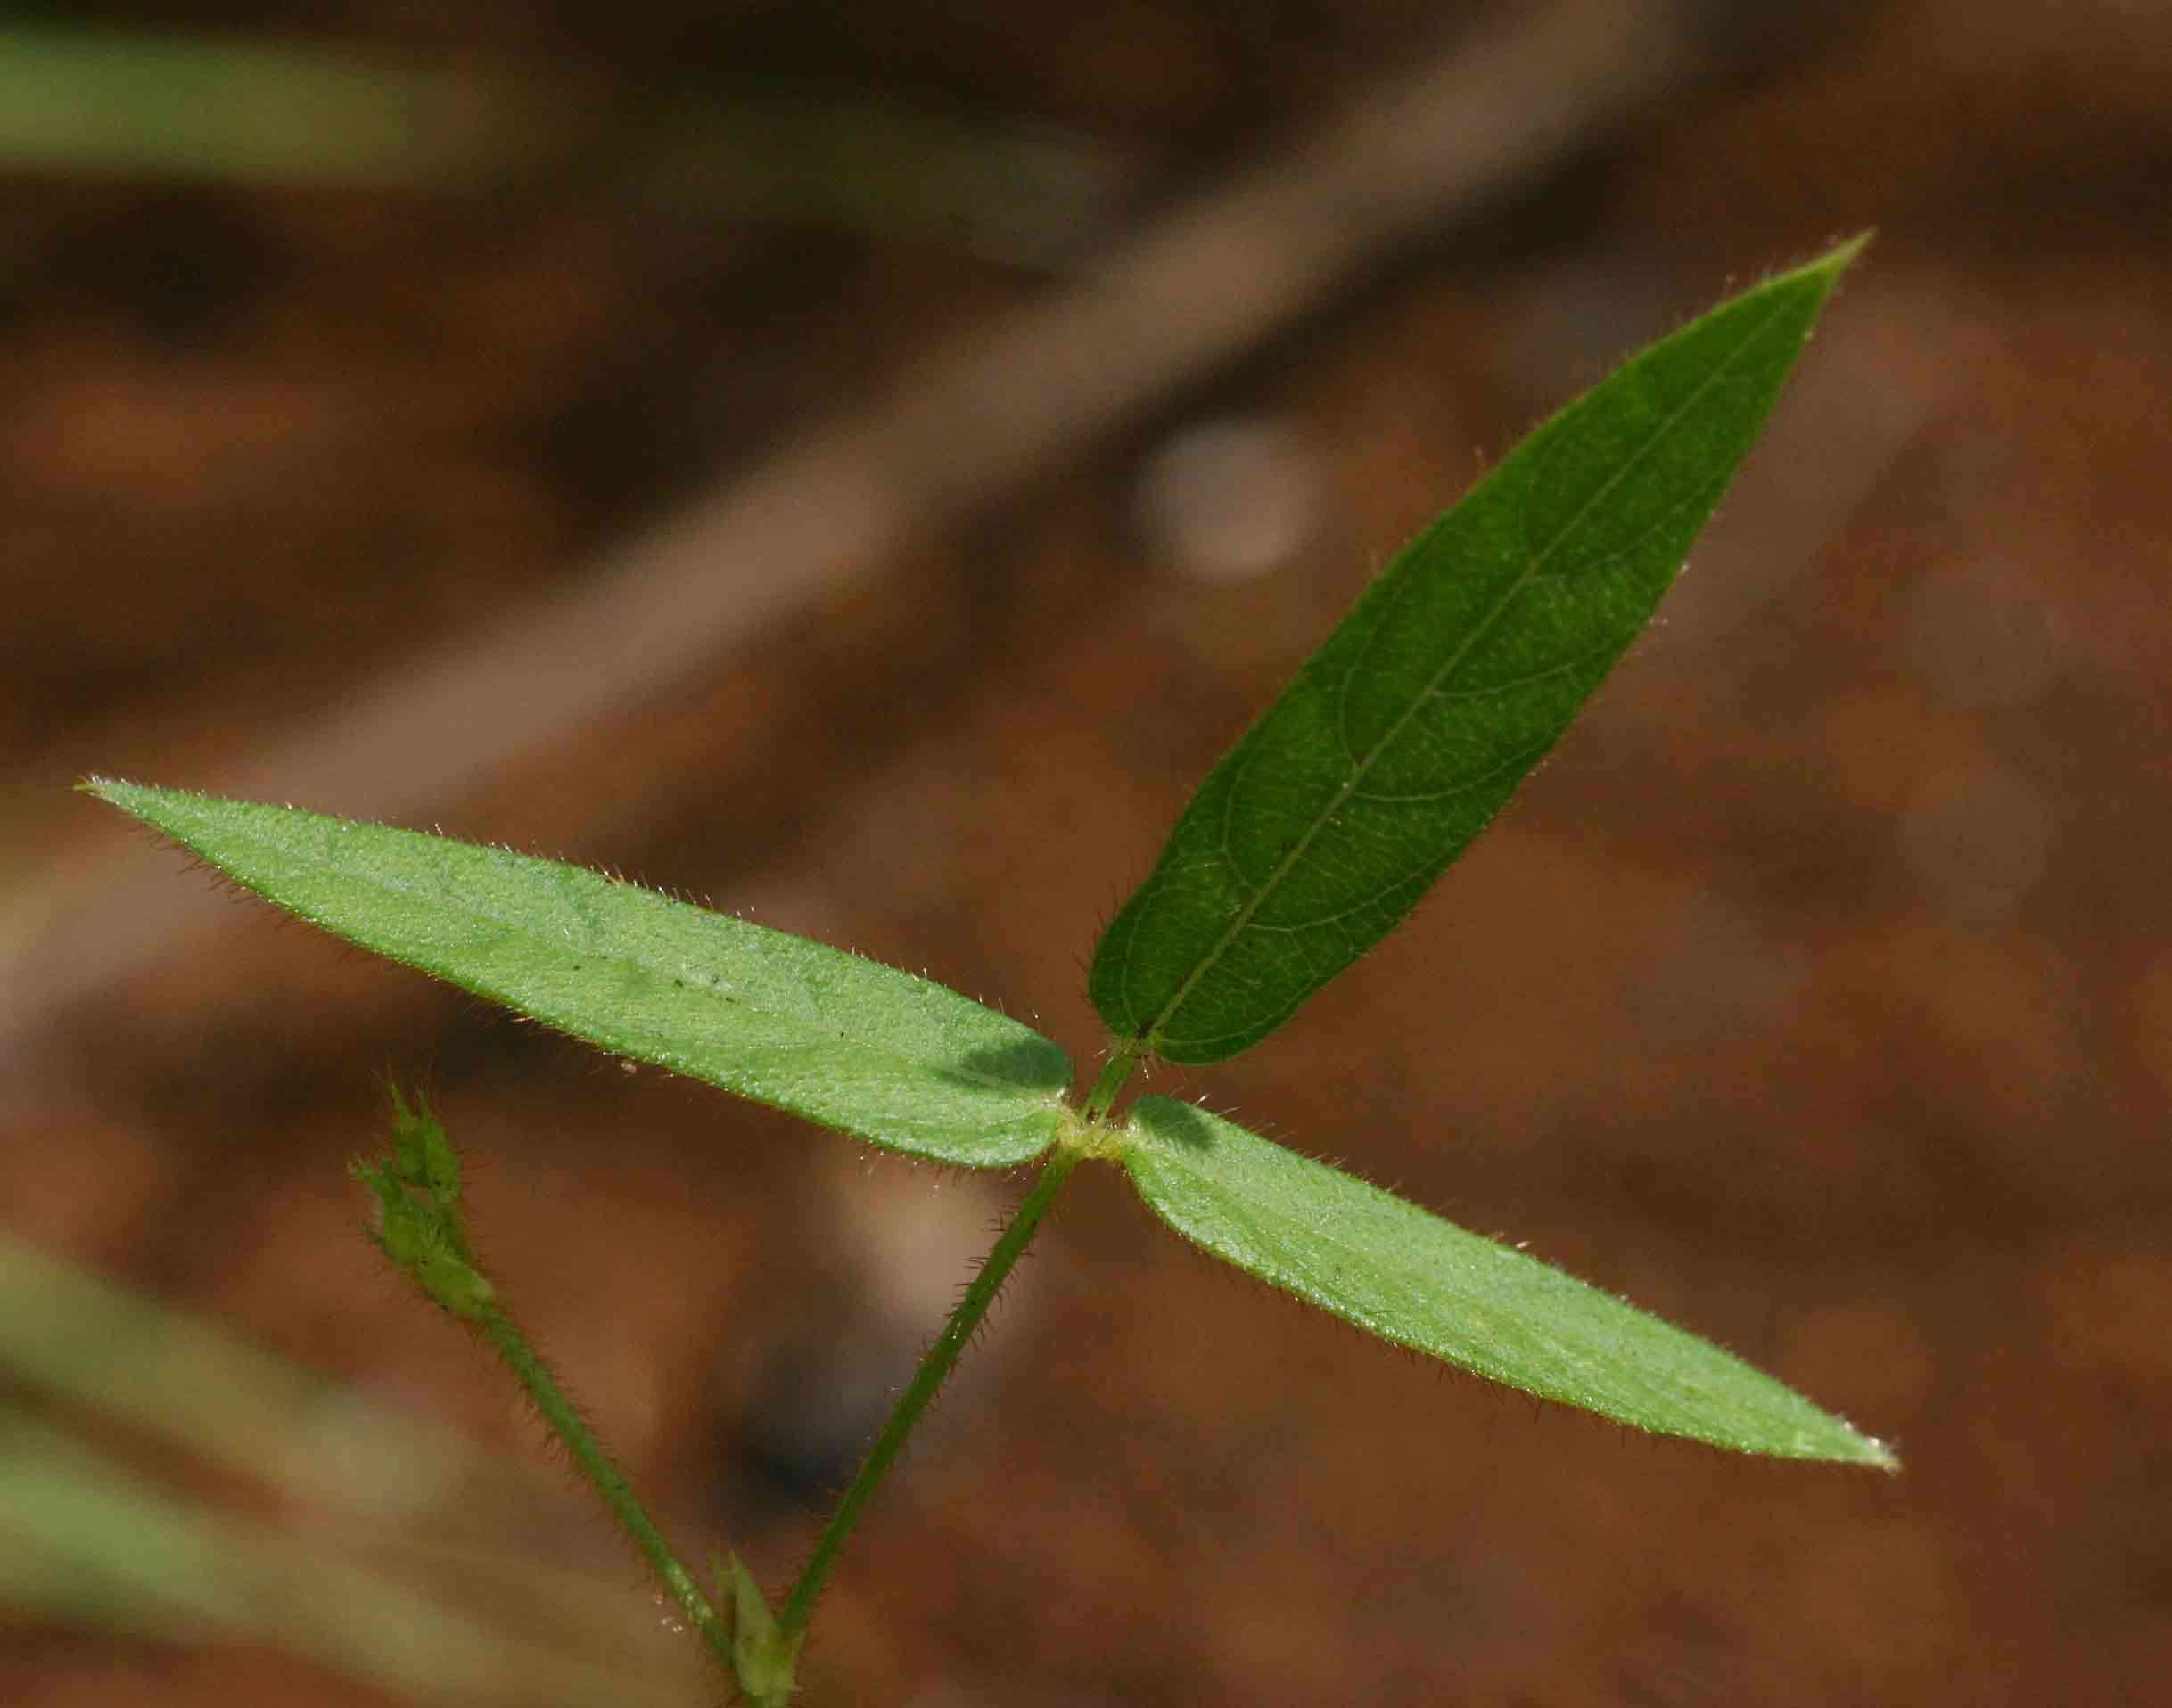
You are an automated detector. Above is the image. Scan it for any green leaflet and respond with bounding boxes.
[84,781,1069,1166]
[1122,1098,1892,1466]
[1090,239,1865,1063]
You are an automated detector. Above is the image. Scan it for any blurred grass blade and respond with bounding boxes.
[0,1229,463,1512]
[0,1402,674,1706]
[1,1235,702,1696]
[634,91,1124,265]
[0,24,555,187]
[1122,1097,1894,1466]
[0,24,1121,259]
[1090,240,1865,1063]
[85,782,1070,1166]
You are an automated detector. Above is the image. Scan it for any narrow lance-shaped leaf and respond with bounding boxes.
[1091,239,1865,1063]
[84,781,1070,1166]
[1123,1097,1894,1466]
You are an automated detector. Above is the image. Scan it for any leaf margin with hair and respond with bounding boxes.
[83,779,1070,1166]
[1121,1096,1896,1467]
[1090,236,1868,1063]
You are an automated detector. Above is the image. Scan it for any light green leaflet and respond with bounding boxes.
[1090,239,1866,1063]
[1124,1099,1892,1465]
[82,780,1070,1166]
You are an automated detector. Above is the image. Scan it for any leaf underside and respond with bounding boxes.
[85,781,1070,1167]
[1123,1097,1893,1466]
[1090,239,1865,1064]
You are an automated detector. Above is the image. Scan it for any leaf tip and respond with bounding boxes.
[1801,1411,1899,1473]
[1854,1428,1903,1475]
[1791,229,1873,292]
[1828,227,1875,267]
[78,775,166,819]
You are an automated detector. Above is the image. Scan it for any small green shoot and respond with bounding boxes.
[352,1090,762,1694]
[86,237,1893,1702]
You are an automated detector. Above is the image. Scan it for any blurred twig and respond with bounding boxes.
[1,0,1708,1078]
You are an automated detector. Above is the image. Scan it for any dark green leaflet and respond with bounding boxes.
[1090,240,1863,1063]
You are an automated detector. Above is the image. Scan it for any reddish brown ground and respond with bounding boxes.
[5,4,2171,1704]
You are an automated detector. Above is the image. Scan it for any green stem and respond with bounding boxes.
[1082,1040,1142,1123]
[473,1301,734,1678]
[777,1147,1082,1639]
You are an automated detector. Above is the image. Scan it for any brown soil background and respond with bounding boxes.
[5,3,2170,1704]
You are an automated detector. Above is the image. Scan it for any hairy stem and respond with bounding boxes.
[777,1147,1082,1638]
[1082,1042,1142,1123]
[473,1301,734,1677]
